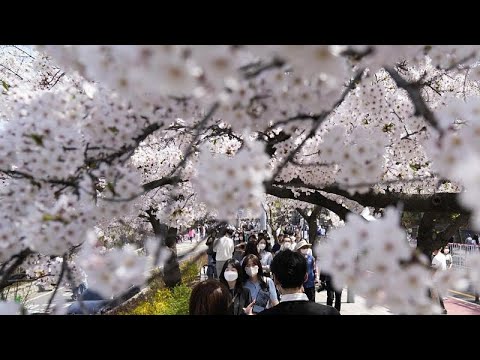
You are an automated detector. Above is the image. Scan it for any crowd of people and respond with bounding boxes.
[190,226,341,315]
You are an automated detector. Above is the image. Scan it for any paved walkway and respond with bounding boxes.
[19,241,203,314]
[444,296,480,315]
[315,288,480,315]
[315,288,392,315]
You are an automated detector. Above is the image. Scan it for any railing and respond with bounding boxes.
[448,243,480,271]
[447,243,480,303]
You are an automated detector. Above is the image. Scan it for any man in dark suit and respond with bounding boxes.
[258,250,340,315]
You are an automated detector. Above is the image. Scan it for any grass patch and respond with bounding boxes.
[122,256,204,315]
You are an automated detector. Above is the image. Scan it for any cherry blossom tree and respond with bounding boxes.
[1,45,480,314]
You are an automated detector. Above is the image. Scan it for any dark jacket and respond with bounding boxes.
[206,236,216,256]
[230,287,252,315]
[258,301,340,315]
[271,243,281,254]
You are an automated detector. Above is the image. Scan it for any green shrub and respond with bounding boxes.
[161,284,192,315]
[125,256,203,315]
[180,260,201,285]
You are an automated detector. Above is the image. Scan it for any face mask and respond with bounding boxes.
[258,243,266,250]
[245,266,259,277]
[283,242,291,250]
[444,250,449,254]
[224,270,238,282]
[300,248,309,255]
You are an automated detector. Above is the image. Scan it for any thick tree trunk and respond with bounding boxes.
[416,212,437,258]
[162,225,181,288]
[146,208,181,289]
[266,207,278,243]
[296,206,321,245]
[308,217,318,245]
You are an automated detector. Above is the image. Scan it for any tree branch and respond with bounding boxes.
[437,213,470,244]
[48,71,66,89]
[142,176,186,192]
[266,184,351,221]
[296,207,309,220]
[86,122,163,166]
[242,57,285,79]
[272,178,467,214]
[0,249,32,293]
[45,254,67,313]
[385,67,443,136]
[166,102,219,178]
[267,69,364,183]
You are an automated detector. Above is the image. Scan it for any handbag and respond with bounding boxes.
[316,280,327,292]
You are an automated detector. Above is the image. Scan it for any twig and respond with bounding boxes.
[267,69,364,183]
[0,249,32,292]
[166,102,219,178]
[385,67,444,137]
[45,254,67,313]
[243,57,285,79]
[0,63,23,80]
[11,45,35,59]
[48,72,65,89]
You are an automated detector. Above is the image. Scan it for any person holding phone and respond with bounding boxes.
[219,259,252,315]
[242,254,278,314]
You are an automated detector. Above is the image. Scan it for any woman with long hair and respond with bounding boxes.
[219,259,253,315]
[242,254,278,314]
[189,279,232,315]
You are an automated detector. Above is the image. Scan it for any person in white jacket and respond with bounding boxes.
[431,247,448,314]
[213,228,235,278]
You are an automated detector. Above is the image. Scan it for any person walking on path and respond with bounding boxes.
[219,259,252,315]
[242,254,278,313]
[431,247,448,314]
[213,228,235,278]
[258,236,273,277]
[256,250,339,315]
[189,279,231,315]
[295,240,318,302]
[320,273,343,312]
[205,231,218,279]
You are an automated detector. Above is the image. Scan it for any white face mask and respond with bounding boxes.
[245,266,259,277]
[258,243,266,251]
[300,248,309,255]
[224,270,238,282]
[283,242,292,250]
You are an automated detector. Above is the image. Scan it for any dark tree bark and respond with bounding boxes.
[146,207,181,289]
[416,212,469,258]
[272,179,470,214]
[0,249,32,295]
[416,212,437,258]
[436,214,469,245]
[162,226,181,288]
[267,185,351,221]
[296,206,322,245]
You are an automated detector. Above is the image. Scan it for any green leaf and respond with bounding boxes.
[107,182,116,195]
[28,134,44,147]
[382,123,394,133]
[42,214,67,224]
[409,162,422,171]
[107,126,119,134]
[2,80,9,91]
